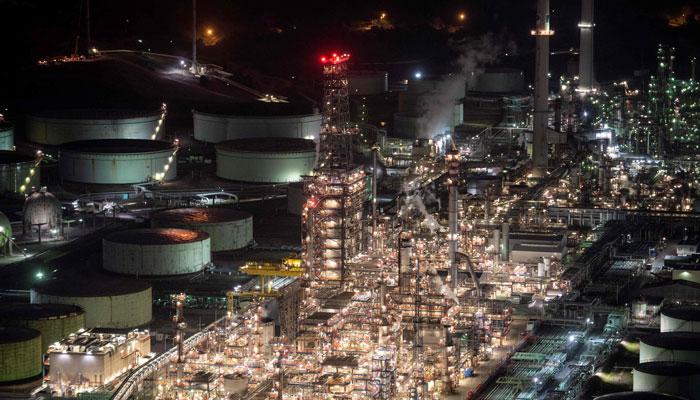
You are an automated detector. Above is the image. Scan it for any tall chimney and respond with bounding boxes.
[192,0,198,74]
[532,0,552,178]
[578,0,595,93]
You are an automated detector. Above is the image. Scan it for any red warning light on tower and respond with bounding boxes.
[320,53,351,64]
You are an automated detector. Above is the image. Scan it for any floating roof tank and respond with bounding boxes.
[0,120,14,150]
[640,332,700,365]
[0,303,85,352]
[151,208,253,251]
[633,361,700,398]
[661,307,700,333]
[595,391,688,400]
[31,275,152,329]
[0,326,42,384]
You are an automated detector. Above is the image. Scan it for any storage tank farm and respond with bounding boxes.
[103,228,211,276]
[0,120,14,150]
[59,139,177,184]
[660,307,700,333]
[27,108,165,145]
[150,208,252,252]
[215,137,316,183]
[0,303,85,352]
[0,151,40,194]
[31,275,152,329]
[0,327,42,385]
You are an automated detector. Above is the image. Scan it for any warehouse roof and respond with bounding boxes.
[217,137,316,153]
[152,208,251,224]
[33,274,151,297]
[61,139,175,154]
[0,326,41,344]
[634,361,700,375]
[640,331,700,350]
[661,306,700,321]
[0,303,84,320]
[105,228,209,245]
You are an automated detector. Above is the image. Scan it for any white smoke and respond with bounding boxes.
[418,33,514,138]
[431,275,459,305]
[405,192,440,233]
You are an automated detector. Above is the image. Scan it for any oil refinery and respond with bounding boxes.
[1,0,700,399]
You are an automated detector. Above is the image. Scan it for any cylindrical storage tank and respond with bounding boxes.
[31,275,152,329]
[633,362,700,398]
[0,327,42,383]
[151,208,252,252]
[0,151,40,194]
[0,121,14,150]
[348,71,388,95]
[59,139,177,184]
[287,182,305,215]
[596,391,689,400]
[640,332,700,365]
[0,303,85,352]
[216,138,315,183]
[223,373,249,396]
[103,228,211,276]
[0,211,11,250]
[193,109,321,143]
[661,307,700,333]
[27,109,163,145]
[471,68,525,93]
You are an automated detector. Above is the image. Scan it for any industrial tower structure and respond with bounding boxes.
[532,0,553,178]
[302,53,367,307]
[578,0,595,94]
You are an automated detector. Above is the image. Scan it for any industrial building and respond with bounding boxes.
[27,108,164,145]
[47,330,151,389]
[0,120,13,150]
[59,139,178,184]
[0,303,85,352]
[103,228,211,276]
[150,207,253,251]
[347,70,389,95]
[215,138,316,183]
[0,326,42,384]
[193,108,322,143]
[31,275,152,329]
[0,151,40,194]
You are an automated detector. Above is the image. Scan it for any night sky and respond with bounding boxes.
[1,0,698,91]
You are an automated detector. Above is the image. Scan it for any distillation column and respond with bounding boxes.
[578,0,595,93]
[532,0,552,178]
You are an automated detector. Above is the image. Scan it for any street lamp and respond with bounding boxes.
[206,28,213,36]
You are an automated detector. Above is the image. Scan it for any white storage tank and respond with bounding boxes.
[27,108,163,145]
[640,332,700,365]
[103,228,211,276]
[31,275,152,329]
[0,151,40,194]
[193,108,321,144]
[59,139,177,184]
[216,138,316,183]
[661,307,700,333]
[595,391,687,400]
[633,361,700,398]
[151,208,252,252]
[0,121,14,150]
[348,70,388,95]
[223,373,249,396]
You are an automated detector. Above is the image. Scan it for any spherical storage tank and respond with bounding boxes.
[151,208,252,252]
[31,275,152,329]
[0,303,85,352]
[633,361,700,398]
[348,70,388,95]
[216,138,315,183]
[22,189,60,237]
[27,108,162,145]
[0,151,40,194]
[0,120,14,150]
[103,228,211,276]
[0,327,42,383]
[640,332,700,365]
[194,107,322,144]
[59,139,177,184]
[661,307,700,333]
